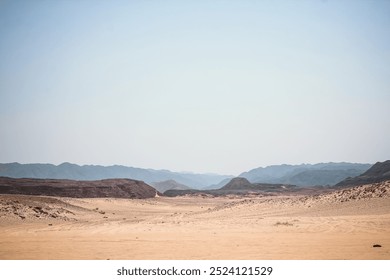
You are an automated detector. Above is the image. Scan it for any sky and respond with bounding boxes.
[0,0,389,175]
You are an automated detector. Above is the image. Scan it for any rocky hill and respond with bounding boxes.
[336,160,390,187]
[0,177,159,198]
[220,177,299,193]
[220,177,253,190]
[299,180,390,206]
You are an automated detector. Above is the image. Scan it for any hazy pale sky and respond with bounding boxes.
[1,0,389,175]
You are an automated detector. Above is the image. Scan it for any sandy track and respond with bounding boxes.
[1,185,389,259]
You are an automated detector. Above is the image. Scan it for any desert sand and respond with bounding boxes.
[1,181,389,259]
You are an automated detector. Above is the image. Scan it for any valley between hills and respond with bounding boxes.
[0,161,389,259]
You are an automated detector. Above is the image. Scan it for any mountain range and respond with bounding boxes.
[239,162,372,186]
[336,160,390,186]
[1,161,388,198]
[0,162,231,189]
[0,161,374,189]
[165,161,390,197]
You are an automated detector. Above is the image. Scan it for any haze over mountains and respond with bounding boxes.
[336,160,390,186]
[0,162,231,189]
[239,162,372,186]
[1,161,389,199]
[150,180,191,193]
[0,162,373,189]
[165,161,390,197]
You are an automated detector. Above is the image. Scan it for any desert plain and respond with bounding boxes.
[1,181,389,260]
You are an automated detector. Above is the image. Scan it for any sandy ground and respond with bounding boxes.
[1,183,390,259]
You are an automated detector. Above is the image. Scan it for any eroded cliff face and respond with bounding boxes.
[0,177,159,199]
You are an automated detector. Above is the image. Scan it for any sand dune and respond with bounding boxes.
[0,181,389,259]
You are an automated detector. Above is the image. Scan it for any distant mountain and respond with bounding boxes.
[220,177,253,190]
[220,177,298,193]
[336,160,390,186]
[0,162,375,189]
[164,177,298,197]
[239,163,372,186]
[150,180,191,193]
[164,177,323,197]
[201,178,232,190]
[0,162,232,189]
[0,177,158,199]
[282,169,368,186]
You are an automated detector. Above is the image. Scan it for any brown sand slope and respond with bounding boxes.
[0,181,389,259]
